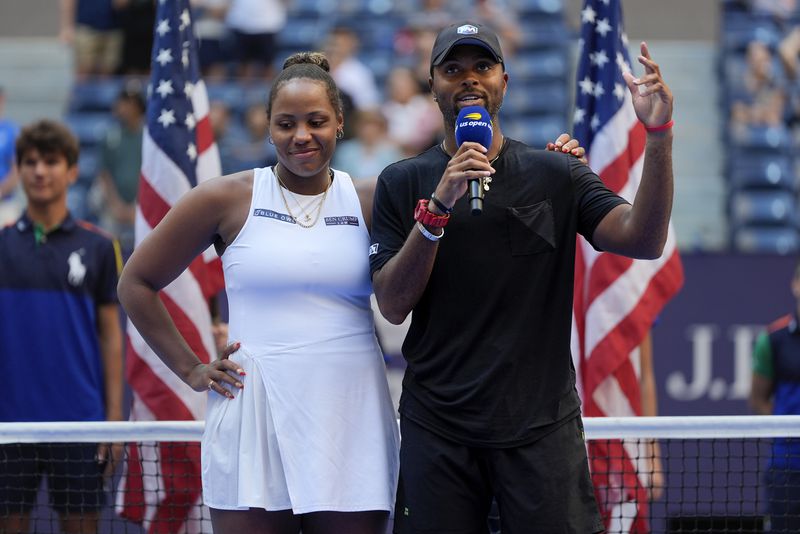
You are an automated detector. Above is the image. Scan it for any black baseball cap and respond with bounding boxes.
[430,22,504,74]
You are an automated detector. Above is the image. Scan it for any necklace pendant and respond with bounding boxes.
[483,176,492,192]
[305,214,311,221]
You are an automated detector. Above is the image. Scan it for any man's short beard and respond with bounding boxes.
[438,97,503,131]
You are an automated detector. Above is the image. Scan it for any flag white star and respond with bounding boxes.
[579,76,594,95]
[179,9,191,31]
[614,83,626,100]
[591,114,600,130]
[581,5,597,24]
[184,81,195,98]
[590,50,609,68]
[621,31,629,47]
[155,48,173,66]
[573,108,586,124]
[595,18,612,37]
[157,109,176,128]
[616,51,631,73]
[156,19,170,37]
[155,79,173,99]
[187,142,197,161]
[185,113,196,130]
[182,47,190,68]
[593,82,605,98]
[600,0,610,4]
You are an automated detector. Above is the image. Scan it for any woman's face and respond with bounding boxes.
[269,78,342,184]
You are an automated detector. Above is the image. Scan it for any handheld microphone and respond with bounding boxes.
[454,106,493,216]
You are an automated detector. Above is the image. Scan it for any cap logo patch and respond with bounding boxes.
[457,24,479,35]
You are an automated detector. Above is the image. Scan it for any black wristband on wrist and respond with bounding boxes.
[430,192,453,214]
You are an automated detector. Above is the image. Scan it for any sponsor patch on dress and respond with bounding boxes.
[324,216,359,226]
[253,208,295,224]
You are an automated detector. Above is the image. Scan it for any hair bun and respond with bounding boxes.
[282,52,330,73]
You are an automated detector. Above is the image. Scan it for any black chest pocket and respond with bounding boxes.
[506,199,556,256]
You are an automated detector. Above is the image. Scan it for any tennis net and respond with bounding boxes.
[1,416,799,533]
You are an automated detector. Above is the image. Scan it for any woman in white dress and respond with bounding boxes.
[118,52,400,534]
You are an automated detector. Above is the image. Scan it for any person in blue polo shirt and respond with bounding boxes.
[751,262,800,533]
[0,119,123,534]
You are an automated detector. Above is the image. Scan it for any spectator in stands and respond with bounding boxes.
[369,22,674,533]
[59,0,124,79]
[224,101,277,172]
[750,262,800,533]
[96,80,145,256]
[0,119,123,534]
[116,0,155,76]
[730,40,787,127]
[382,66,442,156]
[322,26,382,111]
[191,0,231,81]
[117,51,400,534]
[225,0,287,81]
[405,0,522,56]
[333,109,403,183]
[0,87,21,225]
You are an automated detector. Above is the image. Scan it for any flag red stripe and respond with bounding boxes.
[586,253,634,307]
[583,250,683,397]
[126,339,196,421]
[160,291,212,365]
[138,175,171,228]
[596,122,646,194]
[148,443,202,534]
[195,115,214,155]
[119,443,146,523]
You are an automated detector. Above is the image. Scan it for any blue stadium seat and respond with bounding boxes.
[65,112,114,148]
[733,225,800,254]
[512,0,564,17]
[276,17,332,49]
[517,19,572,50]
[503,113,567,148]
[721,13,782,51]
[502,81,568,115]
[728,153,796,190]
[68,79,123,113]
[729,123,793,151]
[730,189,798,226]
[288,0,337,16]
[506,49,568,82]
[205,82,245,109]
[77,147,101,182]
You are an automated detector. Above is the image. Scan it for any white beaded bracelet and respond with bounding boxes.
[416,221,444,241]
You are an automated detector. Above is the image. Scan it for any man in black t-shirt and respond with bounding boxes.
[369,21,675,534]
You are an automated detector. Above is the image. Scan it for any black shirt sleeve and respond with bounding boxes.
[570,156,629,250]
[94,236,121,305]
[369,166,413,276]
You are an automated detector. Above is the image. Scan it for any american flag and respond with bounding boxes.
[116,0,223,531]
[570,1,683,533]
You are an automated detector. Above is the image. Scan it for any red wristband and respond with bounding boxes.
[414,199,450,228]
[644,119,674,133]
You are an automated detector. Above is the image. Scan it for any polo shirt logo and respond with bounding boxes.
[67,250,87,286]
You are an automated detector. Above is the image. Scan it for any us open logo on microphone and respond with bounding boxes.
[457,117,492,130]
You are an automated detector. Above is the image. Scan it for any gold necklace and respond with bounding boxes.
[275,166,333,228]
[440,136,504,191]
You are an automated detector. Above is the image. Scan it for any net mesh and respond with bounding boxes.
[0,417,798,533]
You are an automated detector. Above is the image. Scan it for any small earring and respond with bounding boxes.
[336,129,344,140]
[433,96,438,102]
[268,136,274,145]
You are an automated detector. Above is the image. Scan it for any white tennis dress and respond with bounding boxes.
[202,167,400,513]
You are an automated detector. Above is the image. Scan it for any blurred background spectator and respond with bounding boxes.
[59,0,124,79]
[381,65,442,157]
[333,109,404,183]
[225,0,287,81]
[322,25,382,111]
[116,0,155,76]
[0,87,20,225]
[92,80,145,256]
[191,0,231,81]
